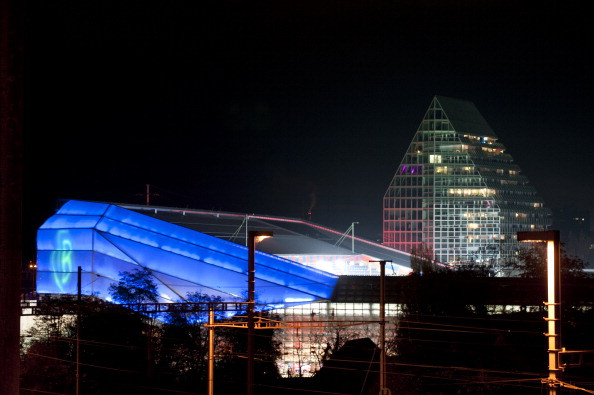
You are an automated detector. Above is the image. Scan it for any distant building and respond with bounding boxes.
[383,96,550,266]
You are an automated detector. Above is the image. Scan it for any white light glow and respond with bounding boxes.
[284,297,314,303]
[547,241,555,306]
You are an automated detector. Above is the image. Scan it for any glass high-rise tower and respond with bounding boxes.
[383,96,550,266]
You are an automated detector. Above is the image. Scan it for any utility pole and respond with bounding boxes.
[517,231,561,395]
[76,266,82,395]
[208,305,214,395]
[545,233,561,395]
[371,260,392,395]
[247,231,273,395]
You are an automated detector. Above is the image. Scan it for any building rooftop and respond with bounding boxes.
[435,95,497,138]
[118,203,412,273]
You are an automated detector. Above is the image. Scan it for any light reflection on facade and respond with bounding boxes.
[49,230,73,293]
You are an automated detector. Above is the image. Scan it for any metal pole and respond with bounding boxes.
[352,222,355,253]
[76,266,81,395]
[246,231,272,395]
[208,305,214,395]
[245,215,249,247]
[247,231,256,395]
[517,230,562,394]
[545,235,561,394]
[351,222,358,253]
[379,260,386,395]
[370,260,391,395]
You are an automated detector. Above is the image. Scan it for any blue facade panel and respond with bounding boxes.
[36,200,338,307]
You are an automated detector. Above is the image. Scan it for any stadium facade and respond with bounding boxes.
[383,96,550,266]
[36,199,411,375]
[37,200,346,304]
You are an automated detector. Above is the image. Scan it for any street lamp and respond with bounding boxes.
[247,230,273,395]
[517,230,561,394]
[208,304,215,395]
[371,260,392,395]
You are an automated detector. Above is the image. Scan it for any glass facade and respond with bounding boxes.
[271,301,401,377]
[383,96,550,266]
[36,200,338,306]
[279,254,411,276]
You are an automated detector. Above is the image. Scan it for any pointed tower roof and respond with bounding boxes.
[434,96,497,138]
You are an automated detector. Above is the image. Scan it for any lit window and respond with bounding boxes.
[429,155,442,164]
[448,188,492,197]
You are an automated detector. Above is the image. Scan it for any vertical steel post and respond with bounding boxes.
[545,234,561,395]
[371,260,391,395]
[208,304,215,395]
[352,223,355,253]
[247,231,272,395]
[76,266,82,395]
[517,230,562,394]
[247,231,256,395]
[351,222,358,253]
[379,260,386,394]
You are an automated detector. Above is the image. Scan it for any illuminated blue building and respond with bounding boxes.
[35,199,413,375]
[36,200,339,306]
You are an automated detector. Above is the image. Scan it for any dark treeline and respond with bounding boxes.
[386,246,594,394]
[20,269,281,394]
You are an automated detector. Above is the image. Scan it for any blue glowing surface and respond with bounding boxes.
[36,200,338,306]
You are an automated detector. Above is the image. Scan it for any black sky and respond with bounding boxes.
[24,1,594,255]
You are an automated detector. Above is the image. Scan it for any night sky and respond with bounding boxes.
[24,1,594,257]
